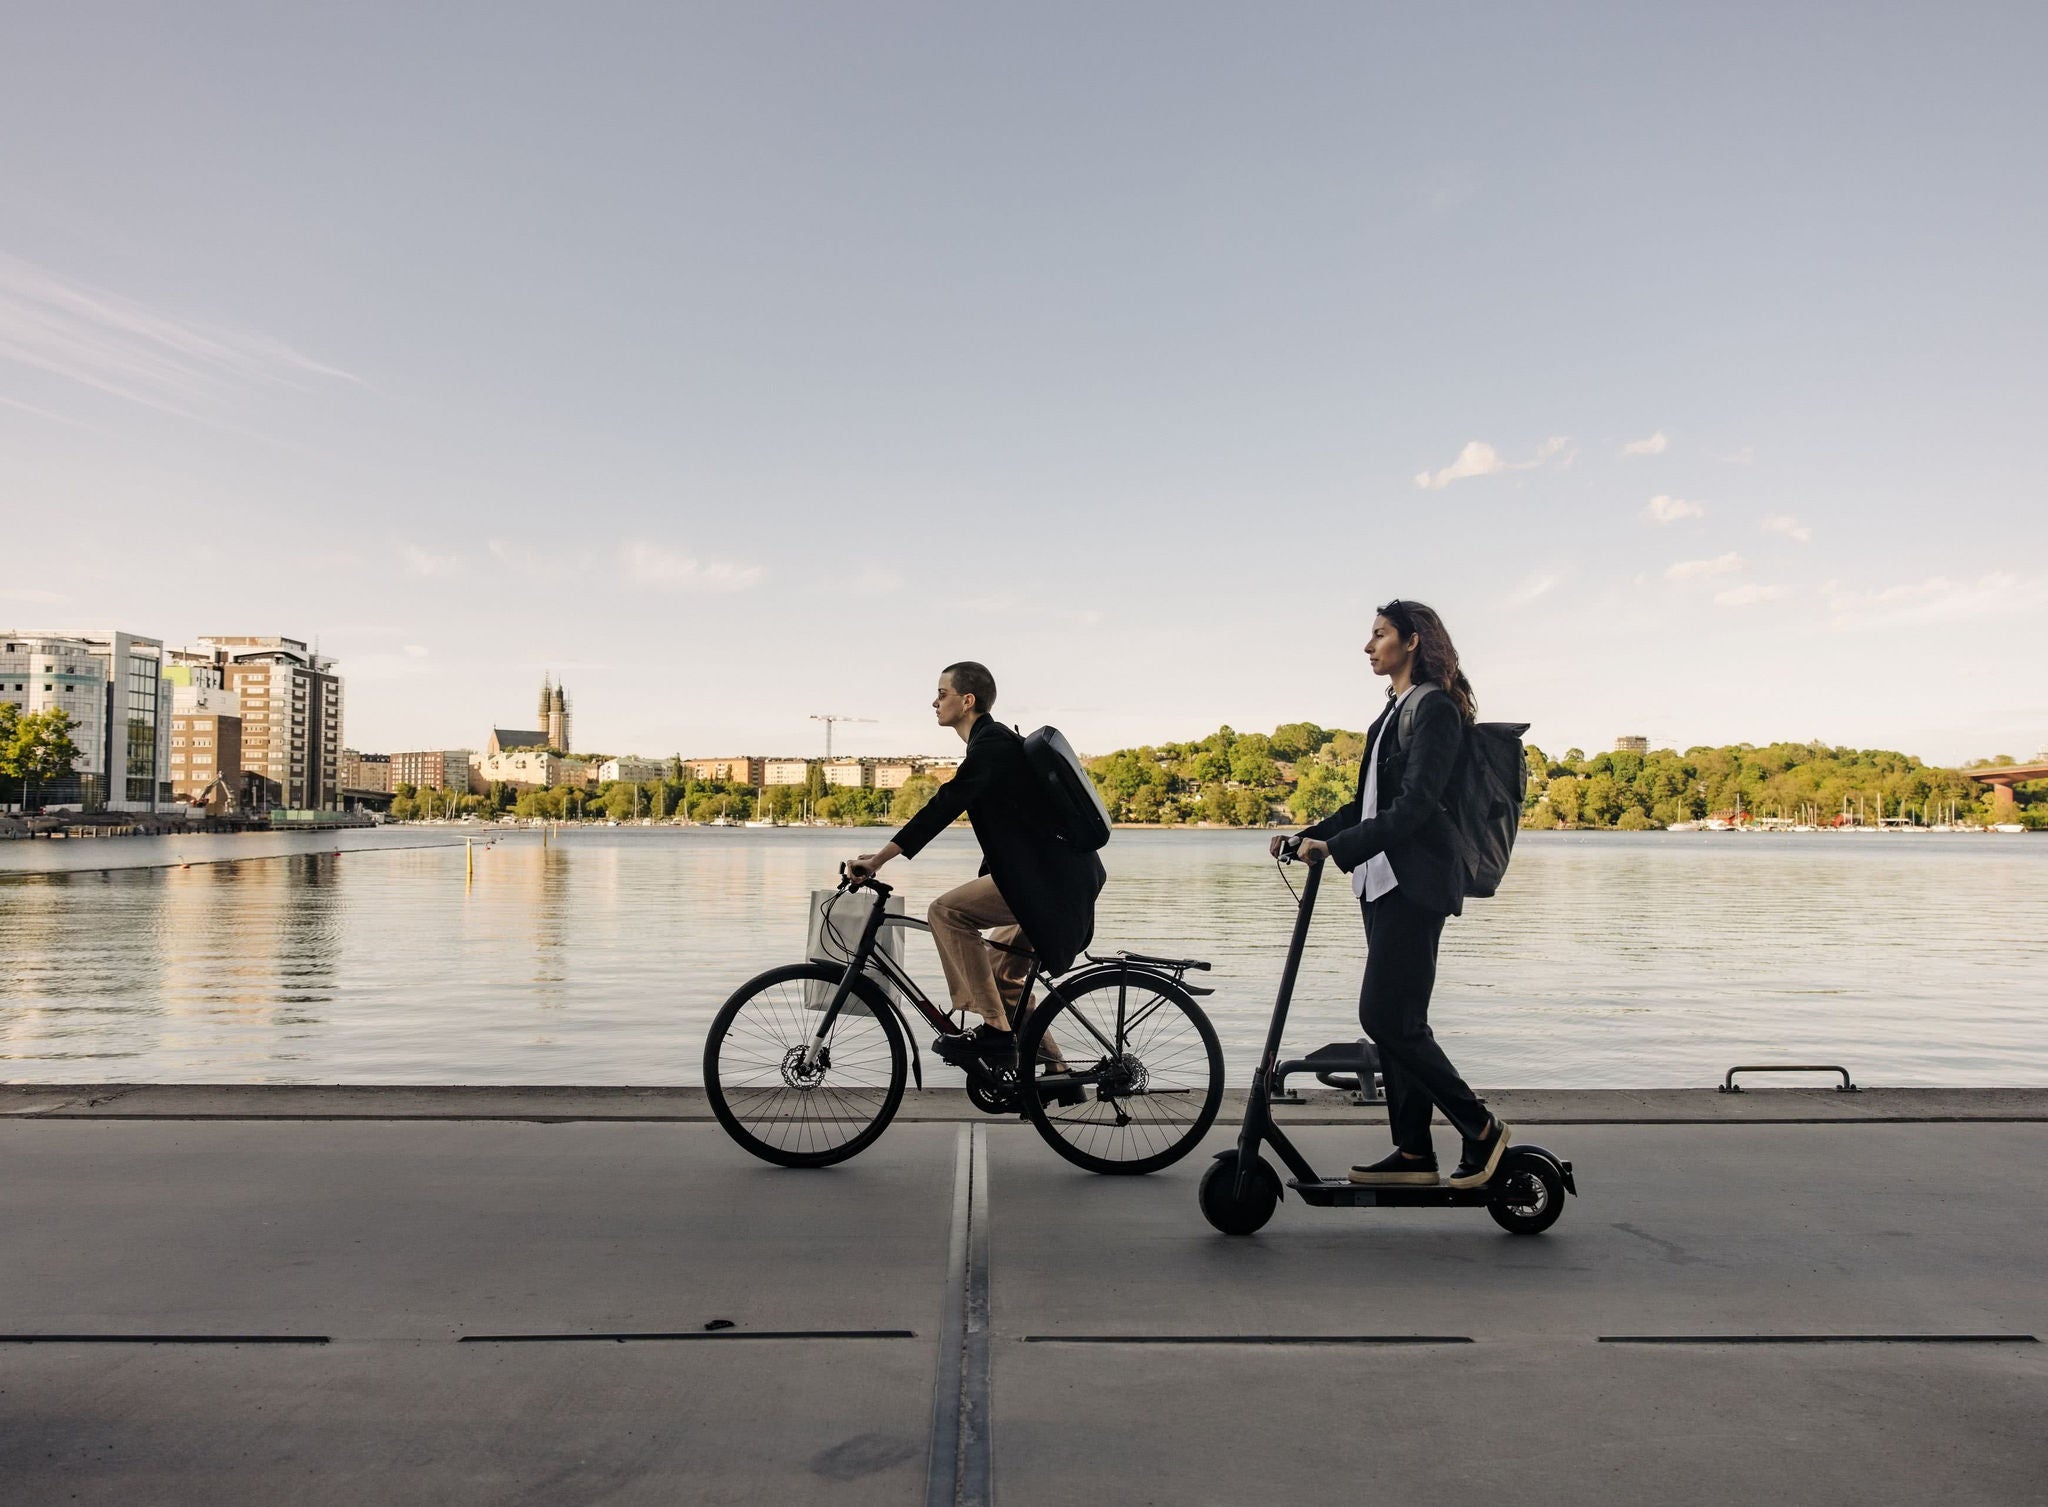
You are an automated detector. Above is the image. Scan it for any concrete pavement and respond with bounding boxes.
[1,1097,2043,1504]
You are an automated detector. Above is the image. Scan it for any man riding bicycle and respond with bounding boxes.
[849,661,1106,1073]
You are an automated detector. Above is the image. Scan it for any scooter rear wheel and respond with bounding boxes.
[1199,1151,1282,1235]
[1486,1153,1564,1235]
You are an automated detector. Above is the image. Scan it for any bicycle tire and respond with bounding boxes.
[1016,970,1225,1175]
[703,963,908,1168]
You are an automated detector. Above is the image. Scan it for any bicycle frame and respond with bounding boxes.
[804,878,1194,1083]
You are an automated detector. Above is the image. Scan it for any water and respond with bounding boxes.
[2,827,2043,1087]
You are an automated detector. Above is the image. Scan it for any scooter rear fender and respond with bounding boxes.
[1505,1143,1576,1196]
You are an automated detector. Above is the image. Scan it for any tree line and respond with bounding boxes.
[390,762,943,826]
[1083,721,2046,830]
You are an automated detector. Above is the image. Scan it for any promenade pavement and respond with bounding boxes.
[1,1090,2043,1506]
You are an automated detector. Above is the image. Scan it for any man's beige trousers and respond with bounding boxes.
[926,875,1033,1029]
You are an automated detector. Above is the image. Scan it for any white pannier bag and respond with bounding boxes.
[804,887,906,1016]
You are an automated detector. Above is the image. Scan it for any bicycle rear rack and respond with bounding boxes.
[1083,950,1216,995]
[1719,1064,1859,1093]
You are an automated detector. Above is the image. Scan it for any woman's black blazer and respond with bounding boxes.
[1298,684,1466,917]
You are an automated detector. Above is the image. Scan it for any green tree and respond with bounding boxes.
[1231,788,1272,826]
[891,774,940,823]
[1268,722,1329,761]
[1,706,82,811]
[1229,745,1280,786]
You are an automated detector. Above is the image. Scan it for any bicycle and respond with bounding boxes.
[703,869,1226,1174]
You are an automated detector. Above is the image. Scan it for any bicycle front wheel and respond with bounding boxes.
[1017,971,1225,1175]
[703,963,907,1168]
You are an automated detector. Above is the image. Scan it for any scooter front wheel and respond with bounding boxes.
[1199,1150,1282,1235]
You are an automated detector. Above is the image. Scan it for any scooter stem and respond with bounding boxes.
[1258,857,1323,1086]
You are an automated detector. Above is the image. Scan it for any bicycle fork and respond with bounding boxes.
[803,886,894,1071]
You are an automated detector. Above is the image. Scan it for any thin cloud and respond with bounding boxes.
[0,586,70,604]
[400,546,466,578]
[1620,430,1668,457]
[1714,583,1785,607]
[1762,513,1813,543]
[0,392,95,428]
[0,252,358,423]
[1643,494,1704,524]
[1415,435,1573,490]
[1666,552,1745,582]
[1506,570,1563,606]
[1824,572,2047,630]
[622,541,763,593]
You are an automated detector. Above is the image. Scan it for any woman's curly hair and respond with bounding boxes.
[1377,599,1475,722]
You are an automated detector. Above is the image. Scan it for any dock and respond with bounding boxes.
[2,1086,2042,1504]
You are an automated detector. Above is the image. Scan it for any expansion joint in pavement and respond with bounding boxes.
[926,1123,994,1507]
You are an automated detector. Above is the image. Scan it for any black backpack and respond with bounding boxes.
[1022,726,1113,851]
[1398,685,1528,898]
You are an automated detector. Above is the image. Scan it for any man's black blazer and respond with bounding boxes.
[891,716,1107,974]
[1299,684,1466,917]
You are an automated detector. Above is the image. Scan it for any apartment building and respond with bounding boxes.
[392,749,474,792]
[197,637,342,811]
[596,756,665,783]
[167,682,244,805]
[339,750,393,794]
[681,756,763,786]
[763,758,812,787]
[1,630,170,811]
[475,747,575,790]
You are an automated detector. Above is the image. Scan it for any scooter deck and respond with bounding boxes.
[1287,1178,1493,1208]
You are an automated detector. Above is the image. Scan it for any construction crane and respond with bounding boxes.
[809,714,876,759]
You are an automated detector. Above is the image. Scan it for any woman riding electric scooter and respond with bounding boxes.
[1272,598,1511,1191]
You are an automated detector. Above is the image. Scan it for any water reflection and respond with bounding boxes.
[2,828,2044,1087]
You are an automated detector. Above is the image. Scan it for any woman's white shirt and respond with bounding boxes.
[1354,683,1420,902]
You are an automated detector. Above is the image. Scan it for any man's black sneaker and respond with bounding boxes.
[1446,1119,1512,1189]
[1347,1149,1440,1186]
[935,1025,1016,1072]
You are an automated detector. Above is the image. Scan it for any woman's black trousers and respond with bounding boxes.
[1358,887,1490,1156]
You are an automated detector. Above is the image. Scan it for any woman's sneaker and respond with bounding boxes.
[1347,1150,1440,1186]
[1446,1120,1512,1189]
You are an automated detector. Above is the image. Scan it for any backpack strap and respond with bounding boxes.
[1396,681,1439,750]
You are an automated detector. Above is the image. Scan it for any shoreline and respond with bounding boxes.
[8,1083,2046,1124]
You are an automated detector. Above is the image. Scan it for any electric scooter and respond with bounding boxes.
[1198,837,1577,1236]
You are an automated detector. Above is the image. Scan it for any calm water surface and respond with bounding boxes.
[2,826,2042,1087]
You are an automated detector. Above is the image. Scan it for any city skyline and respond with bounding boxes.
[3,8,2043,765]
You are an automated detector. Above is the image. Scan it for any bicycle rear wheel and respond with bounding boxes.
[1016,970,1224,1175]
[703,963,907,1167]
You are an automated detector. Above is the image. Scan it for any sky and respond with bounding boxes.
[1,3,2043,766]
